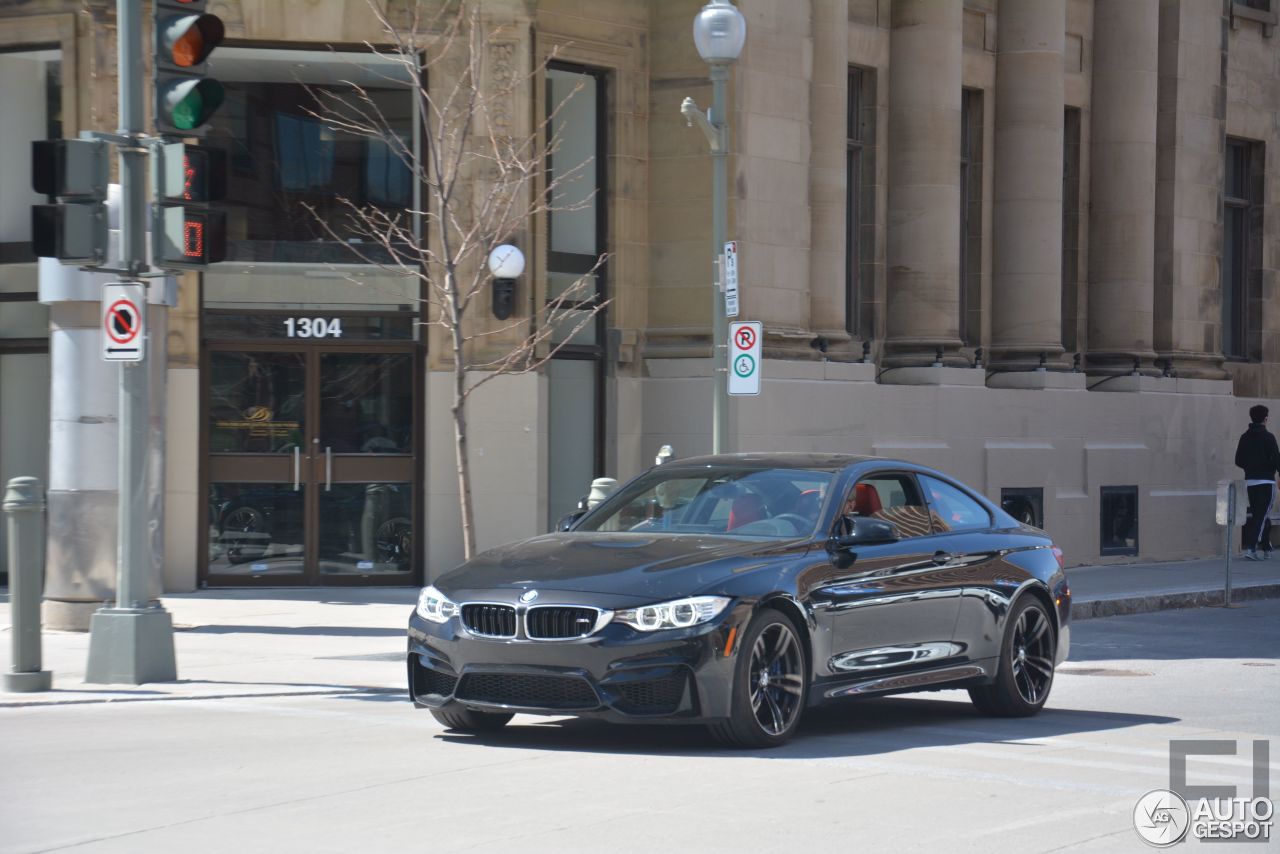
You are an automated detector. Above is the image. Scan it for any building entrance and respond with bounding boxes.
[202,325,418,586]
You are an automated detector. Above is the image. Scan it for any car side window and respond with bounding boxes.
[838,473,933,538]
[919,475,991,532]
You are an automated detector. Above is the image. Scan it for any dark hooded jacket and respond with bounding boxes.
[1235,422,1280,480]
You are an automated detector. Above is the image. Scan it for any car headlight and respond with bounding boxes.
[416,585,459,623]
[613,596,731,631]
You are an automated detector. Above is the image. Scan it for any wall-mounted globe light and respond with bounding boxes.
[692,0,746,65]
[487,244,525,320]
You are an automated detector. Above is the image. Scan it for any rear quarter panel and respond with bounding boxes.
[949,528,1069,665]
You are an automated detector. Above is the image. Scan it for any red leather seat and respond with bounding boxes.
[727,493,766,530]
[852,483,882,516]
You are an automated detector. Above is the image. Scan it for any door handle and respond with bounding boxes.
[325,446,332,492]
[932,550,954,566]
[293,446,300,491]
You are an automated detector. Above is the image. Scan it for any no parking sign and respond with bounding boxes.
[102,282,145,362]
[728,320,761,396]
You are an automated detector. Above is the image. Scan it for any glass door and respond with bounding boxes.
[315,351,415,579]
[204,343,417,585]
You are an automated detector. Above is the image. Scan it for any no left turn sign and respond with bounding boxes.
[102,282,146,362]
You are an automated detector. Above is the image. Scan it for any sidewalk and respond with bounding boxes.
[1,557,1277,707]
[1065,556,1280,618]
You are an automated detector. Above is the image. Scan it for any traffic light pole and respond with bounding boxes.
[85,0,177,684]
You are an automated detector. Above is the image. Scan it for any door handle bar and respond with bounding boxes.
[325,446,332,491]
[293,446,300,491]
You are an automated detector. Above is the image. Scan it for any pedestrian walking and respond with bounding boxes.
[1234,404,1280,560]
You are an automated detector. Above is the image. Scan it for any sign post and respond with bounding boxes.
[728,320,762,396]
[1215,479,1248,607]
[101,282,146,362]
[85,0,177,685]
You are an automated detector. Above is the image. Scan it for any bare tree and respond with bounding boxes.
[302,1,607,560]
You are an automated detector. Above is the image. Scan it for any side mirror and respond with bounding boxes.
[554,510,586,532]
[829,516,900,551]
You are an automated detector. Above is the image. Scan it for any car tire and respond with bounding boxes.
[969,595,1056,717]
[709,609,808,749]
[430,707,513,733]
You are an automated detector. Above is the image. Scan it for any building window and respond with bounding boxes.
[960,88,983,346]
[545,63,608,529]
[1100,486,1139,556]
[1061,107,1082,354]
[0,47,61,263]
[1222,138,1264,361]
[202,47,416,264]
[846,67,875,338]
[0,46,59,581]
[1231,0,1277,37]
[1001,487,1044,529]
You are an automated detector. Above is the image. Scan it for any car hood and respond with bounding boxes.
[435,532,805,602]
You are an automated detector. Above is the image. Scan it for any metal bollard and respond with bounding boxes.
[4,477,51,692]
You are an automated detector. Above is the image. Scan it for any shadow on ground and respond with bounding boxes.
[164,588,417,606]
[0,680,406,708]
[434,695,1179,760]
[183,625,405,637]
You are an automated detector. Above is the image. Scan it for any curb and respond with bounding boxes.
[1072,583,1280,620]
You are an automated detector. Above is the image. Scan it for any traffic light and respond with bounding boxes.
[30,139,109,265]
[152,142,227,269]
[154,0,225,136]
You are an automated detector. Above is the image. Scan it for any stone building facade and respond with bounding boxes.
[0,0,1277,619]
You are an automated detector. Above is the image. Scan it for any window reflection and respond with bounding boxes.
[202,48,414,264]
[319,483,412,573]
[320,353,413,453]
[208,352,305,453]
[208,482,305,574]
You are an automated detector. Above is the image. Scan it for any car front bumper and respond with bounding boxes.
[407,607,743,723]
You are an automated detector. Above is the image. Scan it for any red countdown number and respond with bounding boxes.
[183,216,205,259]
[183,153,195,201]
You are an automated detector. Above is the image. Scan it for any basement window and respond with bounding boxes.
[1100,486,1139,556]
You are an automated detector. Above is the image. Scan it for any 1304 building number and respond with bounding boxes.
[283,317,343,338]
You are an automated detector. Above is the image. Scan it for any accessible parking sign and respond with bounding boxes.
[728,320,762,396]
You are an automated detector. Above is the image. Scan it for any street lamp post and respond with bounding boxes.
[687,0,745,455]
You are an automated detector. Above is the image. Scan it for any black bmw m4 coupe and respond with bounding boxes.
[408,453,1071,747]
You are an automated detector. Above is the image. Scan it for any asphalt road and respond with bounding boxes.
[2,602,1277,854]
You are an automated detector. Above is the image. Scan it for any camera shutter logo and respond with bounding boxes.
[1134,789,1191,847]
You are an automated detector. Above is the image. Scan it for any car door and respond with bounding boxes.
[917,473,1028,665]
[809,472,964,679]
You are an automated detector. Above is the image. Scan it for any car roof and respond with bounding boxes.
[659,452,885,472]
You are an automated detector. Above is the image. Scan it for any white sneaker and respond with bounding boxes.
[1243,550,1261,561]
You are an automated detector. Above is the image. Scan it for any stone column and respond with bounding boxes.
[809,0,850,343]
[1087,0,1160,375]
[884,0,965,367]
[1153,0,1230,379]
[989,0,1066,371]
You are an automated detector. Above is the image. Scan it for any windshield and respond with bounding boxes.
[575,465,835,538]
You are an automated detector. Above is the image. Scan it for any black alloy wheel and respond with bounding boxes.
[969,596,1056,717]
[430,707,514,733]
[711,610,808,748]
